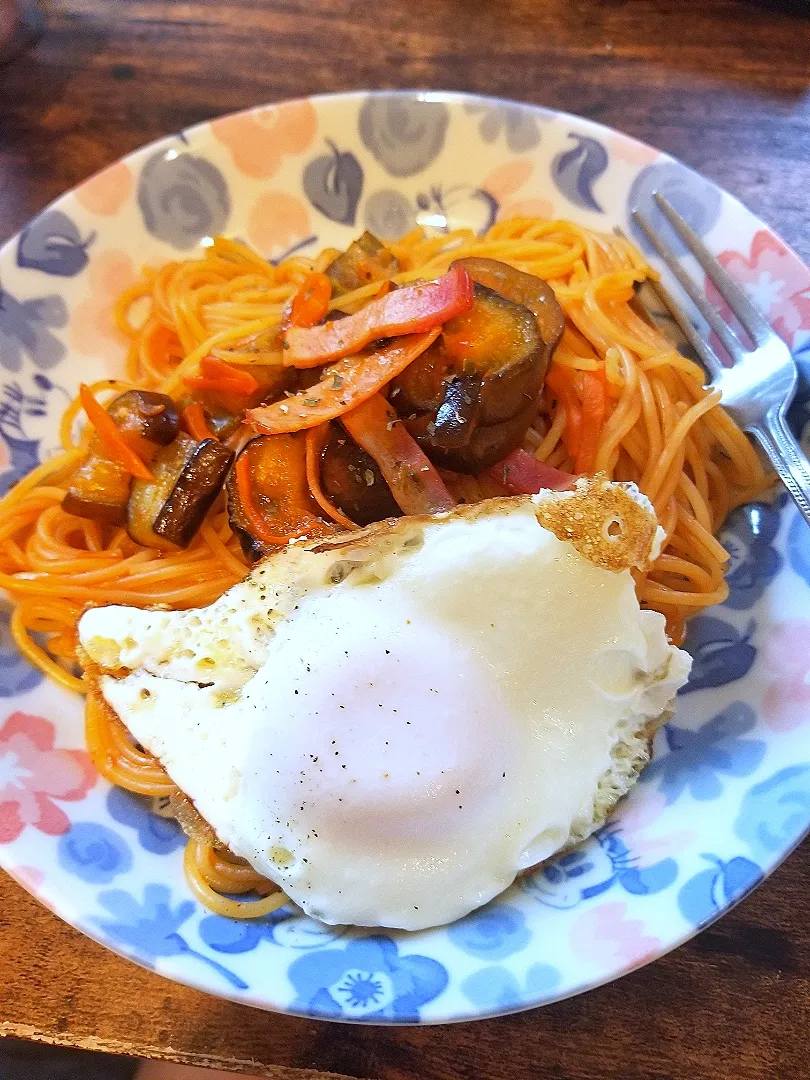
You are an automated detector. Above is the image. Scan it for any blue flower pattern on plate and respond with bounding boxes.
[0,288,67,372]
[551,134,608,213]
[287,935,448,1020]
[199,910,344,955]
[719,502,782,609]
[106,787,186,856]
[94,884,247,989]
[787,509,810,587]
[0,373,71,495]
[0,605,42,696]
[734,764,810,860]
[58,822,132,884]
[461,962,561,1010]
[446,903,530,960]
[677,854,762,927]
[680,614,756,694]
[643,703,767,804]
[17,210,95,277]
[522,826,677,910]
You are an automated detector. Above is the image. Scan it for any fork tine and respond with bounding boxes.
[631,209,744,367]
[652,193,773,348]
[635,273,724,383]
[614,225,724,378]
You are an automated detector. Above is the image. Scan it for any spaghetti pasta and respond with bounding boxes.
[0,217,771,917]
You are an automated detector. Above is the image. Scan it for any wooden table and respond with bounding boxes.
[1,1,809,1077]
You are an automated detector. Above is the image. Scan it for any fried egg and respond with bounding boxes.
[79,480,691,930]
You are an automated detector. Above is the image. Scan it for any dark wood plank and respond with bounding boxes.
[1,1,809,1076]
[1,0,809,257]
[0,844,809,1080]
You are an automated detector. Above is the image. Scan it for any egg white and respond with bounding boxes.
[80,496,690,930]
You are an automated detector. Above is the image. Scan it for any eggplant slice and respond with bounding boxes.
[153,440,234,547]
[391,276,559,472]
[128,434,233,549]
[62,447,133,525]
[321,425,401,526]
[452,257,565,366]
[106,390,180,451]
[325,232,399,297]
[62,390,180,525]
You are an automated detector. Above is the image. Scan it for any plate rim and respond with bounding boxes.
[1,88,808,1024]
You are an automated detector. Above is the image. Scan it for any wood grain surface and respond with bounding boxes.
[1,1,809,1077]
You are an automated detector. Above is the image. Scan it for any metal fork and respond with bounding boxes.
[630,193,810,528]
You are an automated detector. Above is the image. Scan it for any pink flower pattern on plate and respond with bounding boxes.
[707,230,810,350]
[570,901,662,970]
[0,712,96,843]
[616,791,697,866]
[760,619,810,733]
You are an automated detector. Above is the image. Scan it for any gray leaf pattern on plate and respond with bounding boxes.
[551,134,609,213]
[363,190,415,240]
[17,210,96,277]
[628,160,723,255]
[0,288,67,372]
[464,102,542,152]
[137,149,231,249]
[303,141,363,225]
[359,95,449,178]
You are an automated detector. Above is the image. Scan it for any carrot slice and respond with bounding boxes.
[341,394,456,516]
[246,328,440,435]
[233,440,326,546]
[545,365,583,462]
[304,425,356,529]
[290,273,332,329]
[181,403,214,441]
[282,266,474,368]
[79,384,154,482]
[184,357,260,398]
[574,369,607,474]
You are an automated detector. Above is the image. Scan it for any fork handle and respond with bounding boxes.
[753,408,810,529]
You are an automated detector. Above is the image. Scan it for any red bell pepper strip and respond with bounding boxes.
[246,329,440,435]
[180,403,215,441]
[487,448,576,495]
[282,266,474,368]
[341,393,456,516]
[289,273,332,329]
[184,357,260,398]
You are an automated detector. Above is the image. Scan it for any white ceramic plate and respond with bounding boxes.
[1,91,809,1023]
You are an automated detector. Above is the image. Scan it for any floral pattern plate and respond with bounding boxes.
[1,91,809,1024]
